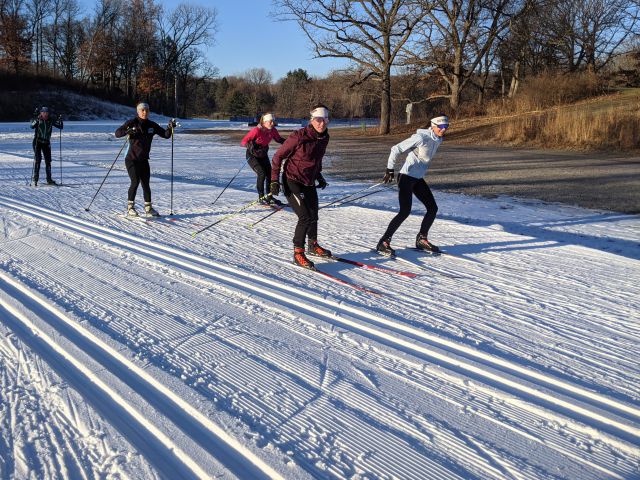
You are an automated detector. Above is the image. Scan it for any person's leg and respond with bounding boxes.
[285,180,316,248]
[43,144,53,182]
[126,160,140,202]
[138,160,152,203]
[381,174,416,240]
[413,180,438,236]
[33,142,43,184]
[247,156,265,198]
[259,156,272,199]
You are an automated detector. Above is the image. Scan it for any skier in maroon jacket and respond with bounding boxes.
[270,104,331,269]
[241,113,285,205]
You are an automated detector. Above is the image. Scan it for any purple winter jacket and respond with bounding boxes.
[271,125,329,186]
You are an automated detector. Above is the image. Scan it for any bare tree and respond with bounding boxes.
[0,0,32,73]
[273,0,427,134]
[407,0,530,111]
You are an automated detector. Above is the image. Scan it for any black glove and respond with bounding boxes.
[270,181,280,196]
[126,126,137,136]
[246,142,255,156]
[33,107,40,118]
[382,168,394,184]
[316,174,328,190]
[167,118,177,130]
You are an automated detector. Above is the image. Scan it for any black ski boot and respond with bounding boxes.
[47,179,57,185]
[376,237,395,257]
[294,247,315,270]
[269,196,284,207]
[307,240,332,258]
[416,234,441,253]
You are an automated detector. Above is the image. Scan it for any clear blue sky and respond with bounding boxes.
[80,0,349,81]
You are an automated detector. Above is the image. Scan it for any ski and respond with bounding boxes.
[373,250,466,279]
[305,265,383,295]
[316,254,417,278]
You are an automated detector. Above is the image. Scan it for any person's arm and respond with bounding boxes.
[241,127,258,147]
[153,121,171,139]
[271,131,299,182]
[272,128,285,144]
[387,134,420,170]
[115,119,134,138]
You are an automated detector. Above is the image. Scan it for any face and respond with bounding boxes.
[310,117,329,133]
[40,111,49,120]
[137,107,149,120]
[262,119,274,130]
[431,123,448,137]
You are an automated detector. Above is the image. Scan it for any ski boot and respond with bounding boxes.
[127,201,139,217]
[258,195,270,205]
[376,237,395,257]
[294,247,315,270]
[144,202,160,217]
[415,234,441,253]
[46,179,57,185]
[269,196,284,207]
[307,240,332,258]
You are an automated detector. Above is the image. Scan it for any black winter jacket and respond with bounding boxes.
[115,117,171,162]
[31,117,63,144]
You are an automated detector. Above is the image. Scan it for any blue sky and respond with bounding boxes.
[81,0,349,81]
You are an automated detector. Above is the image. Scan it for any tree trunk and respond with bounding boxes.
[378,71,391,135]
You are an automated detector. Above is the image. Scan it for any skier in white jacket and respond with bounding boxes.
[376,114,449,257]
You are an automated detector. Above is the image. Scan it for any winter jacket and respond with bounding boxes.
[31,117,63,144]
[271,125,329,186]
[241,126,285,149]
[387,127,443,179]
[115,117,171,162]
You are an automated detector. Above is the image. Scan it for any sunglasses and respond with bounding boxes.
[433,123,449,129]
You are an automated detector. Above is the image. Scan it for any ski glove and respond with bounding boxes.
[316,174,328,190]
[125,126,137,136]
[167,118,177,130]
[270,181,280,196]
[382,168,394,184]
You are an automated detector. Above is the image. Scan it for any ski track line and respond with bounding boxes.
[0,270,285,480]
[2,196,639,443]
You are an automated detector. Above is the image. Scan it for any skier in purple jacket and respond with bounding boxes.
[270,104,331,269]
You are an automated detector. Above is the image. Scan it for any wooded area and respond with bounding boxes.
[1,0,639,132]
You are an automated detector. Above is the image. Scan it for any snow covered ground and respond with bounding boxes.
[0,120,639,480]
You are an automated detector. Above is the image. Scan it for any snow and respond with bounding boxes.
[0,119,639,480]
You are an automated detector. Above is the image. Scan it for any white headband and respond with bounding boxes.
[310,107,329,119]
[430,115,449,126]
[262,113,274,123]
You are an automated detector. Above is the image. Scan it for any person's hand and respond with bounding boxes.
[316,174,328,189]
[382,168,394,184]
[270,181,280,196]
[33,107,40,118]
[167,118,177,130]
[126,126,137,136]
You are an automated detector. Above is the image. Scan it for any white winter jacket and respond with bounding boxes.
[386,127,443,179]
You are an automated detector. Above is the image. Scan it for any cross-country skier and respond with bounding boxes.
[30,106,63,186]
[376,114,450,257]
[115,102,175,217]
[241,113,286,205]
[270,104,331,269]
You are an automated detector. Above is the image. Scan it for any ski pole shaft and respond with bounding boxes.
[170,127,174,215]
[247,203,285,228]
[320,187,387,209]
[210,161,247,206]
[192,193,271,237]
[59,127,62,185]
[320,182,383,209]
[30,141,36,186]
[84,136,128,212]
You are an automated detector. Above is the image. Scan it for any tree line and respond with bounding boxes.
[1,0,638,132]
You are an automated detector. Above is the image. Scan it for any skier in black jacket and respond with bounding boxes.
[30,106,63,186]
[115,102,175,216]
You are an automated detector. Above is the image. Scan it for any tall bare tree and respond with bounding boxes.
[273,0,427,134]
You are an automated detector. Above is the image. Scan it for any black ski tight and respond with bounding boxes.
[126,159,152,202]
[248,154,271,197]
[383,174,438,240]
[285,179,319,248]
[33,141,52,182]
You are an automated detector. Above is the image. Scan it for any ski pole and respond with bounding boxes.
[320,187,387,209]
[320,182,383,209]
[59,119,62,186]
[84,135,129,212]
[170,123,174,215]
[210,161,247,207]
[247,203,286,229]
[192,193,271,237]
[30,140,37,186]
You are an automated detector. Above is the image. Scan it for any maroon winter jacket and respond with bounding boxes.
[271,125,329,186]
